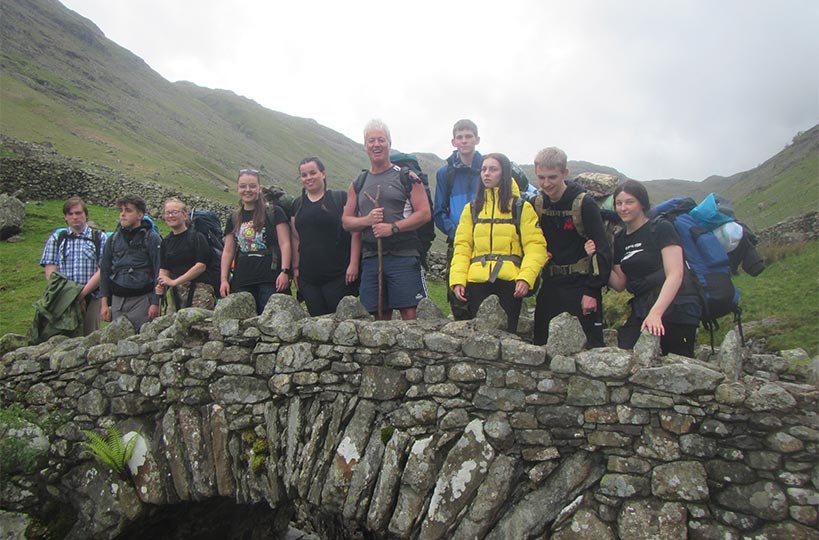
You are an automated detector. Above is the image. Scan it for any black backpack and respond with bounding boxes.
[354,152,435,270]
[189,209,224,290]
[54,227,105,261]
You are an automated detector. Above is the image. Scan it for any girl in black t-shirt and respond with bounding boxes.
[156,198,216,311]
[220,169,292,314]
[291,157,361,316]
[587,180,700,356]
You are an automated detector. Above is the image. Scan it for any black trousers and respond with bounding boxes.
[618,316,697,358]
[533,279,604,347]
[446,242,471,321]
[465,280,522,332]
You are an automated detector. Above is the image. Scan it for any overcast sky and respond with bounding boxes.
[60,0,818,181]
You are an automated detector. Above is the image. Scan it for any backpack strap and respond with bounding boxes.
[532,193,545,219]
[572,192,587,238]
[56,227,104,261]
[353,169,368,214]
[291,193,304,221]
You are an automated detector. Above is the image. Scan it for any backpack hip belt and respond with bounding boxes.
[470,253,523,283]
[544,256,592,278]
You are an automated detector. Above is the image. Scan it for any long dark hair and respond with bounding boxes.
[613,179,651,214]
[298,156,328,197]
[473,153,514,215]
[230,169,267,235]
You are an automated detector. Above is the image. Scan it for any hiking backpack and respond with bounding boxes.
[531,185,619,278]
[649,197,744,348]
[189,209,224,290]
[688,193,765,277]
[354,152,435,270]
[54,227,106,261]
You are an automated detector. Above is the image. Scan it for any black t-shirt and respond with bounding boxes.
[160,229,209,283]
[294,191,350,283]
[225,207,288,287]
[614,218,700,324]
[614,218,678,280]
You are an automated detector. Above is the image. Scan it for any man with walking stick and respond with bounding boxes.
[342,119,431,320]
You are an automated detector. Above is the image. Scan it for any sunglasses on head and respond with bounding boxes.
[239,169,260,176]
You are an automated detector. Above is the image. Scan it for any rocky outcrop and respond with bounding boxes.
[0,194,25,240]
[1,295,817,540]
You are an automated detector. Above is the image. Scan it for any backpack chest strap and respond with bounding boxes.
[470,253,523,283]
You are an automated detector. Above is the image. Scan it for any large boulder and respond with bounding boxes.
[0,194,25,240]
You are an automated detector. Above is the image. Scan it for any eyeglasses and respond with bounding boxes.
[239,169,260,176]
[164,210,183,217]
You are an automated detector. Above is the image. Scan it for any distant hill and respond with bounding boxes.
[643,125,818,229]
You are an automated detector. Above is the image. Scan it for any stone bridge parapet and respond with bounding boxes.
[1,293,818,540]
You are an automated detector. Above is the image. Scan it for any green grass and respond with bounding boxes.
[0,201,169,337]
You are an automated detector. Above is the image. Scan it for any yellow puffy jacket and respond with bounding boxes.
[449,187,548,288]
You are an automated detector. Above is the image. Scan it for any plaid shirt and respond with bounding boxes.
[40,226,106,293]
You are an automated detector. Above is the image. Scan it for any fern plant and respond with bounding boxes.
[81,425,139,480]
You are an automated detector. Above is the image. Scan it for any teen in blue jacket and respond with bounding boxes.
[433,119,482,320]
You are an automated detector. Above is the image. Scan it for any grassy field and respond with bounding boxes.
[1,201,817,356]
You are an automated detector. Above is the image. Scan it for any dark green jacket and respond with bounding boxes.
[30,271,83,343]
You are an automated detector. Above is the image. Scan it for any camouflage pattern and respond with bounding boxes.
[166,282,216,312]
[573,172,619,200]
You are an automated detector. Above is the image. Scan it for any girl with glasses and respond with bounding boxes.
[156,198,216,311]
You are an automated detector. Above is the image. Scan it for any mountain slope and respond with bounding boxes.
[0,0,368,202]
[643,125,818,229]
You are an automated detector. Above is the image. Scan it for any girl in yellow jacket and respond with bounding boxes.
[450,153,549,332]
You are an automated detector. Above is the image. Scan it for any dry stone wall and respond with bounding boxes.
[0,136,231,220]
[1,294,818,540]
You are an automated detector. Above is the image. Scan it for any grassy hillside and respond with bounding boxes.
[0,0,370,202]
[643,125,819,230]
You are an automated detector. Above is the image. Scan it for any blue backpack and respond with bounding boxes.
[649,197,740,346]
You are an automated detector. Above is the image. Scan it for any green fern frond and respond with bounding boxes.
[81,426,140,478]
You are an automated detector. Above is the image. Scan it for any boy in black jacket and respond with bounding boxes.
[532,147,611,347]
[99,195,161,331]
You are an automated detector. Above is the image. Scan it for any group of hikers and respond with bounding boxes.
[39,117,752,359]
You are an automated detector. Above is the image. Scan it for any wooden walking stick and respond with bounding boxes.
[363,186,383,317]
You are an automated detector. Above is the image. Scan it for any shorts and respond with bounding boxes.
[360,255,426,314]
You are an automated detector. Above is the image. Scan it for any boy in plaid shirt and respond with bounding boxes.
[40,197,106,335]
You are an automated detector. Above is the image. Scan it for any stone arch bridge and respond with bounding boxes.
[1,294,817,540]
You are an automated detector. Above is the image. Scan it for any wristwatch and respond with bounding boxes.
[391,223,400,235]
[281,267,292,278]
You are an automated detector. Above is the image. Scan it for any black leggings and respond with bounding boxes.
[297,274,359,316]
